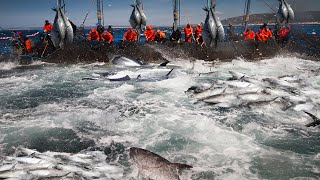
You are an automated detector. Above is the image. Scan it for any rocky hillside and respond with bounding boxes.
[221,11,320,25]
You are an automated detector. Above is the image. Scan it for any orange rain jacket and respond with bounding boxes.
[123,29,137,42]
[182,26,193,42]
[25,39,32,53]
[144,25,155,41]
[243,28,255,40]
[256,28,272,41]
[88,28,100,41]
[101,30,113,43]
[277,28,289,39]
[43,23,53,32]
[194,25,202,40]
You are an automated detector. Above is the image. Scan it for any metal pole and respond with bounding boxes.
[244,0,251,30]
[173,0,179,31]
[179,0,181,27]
[101,0,104,26]
[97,0,102,24]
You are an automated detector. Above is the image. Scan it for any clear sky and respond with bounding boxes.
[0,0,319,28]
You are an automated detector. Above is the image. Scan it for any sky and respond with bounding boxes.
[0,0,319,28]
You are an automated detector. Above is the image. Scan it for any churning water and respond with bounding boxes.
[0,56,319,179]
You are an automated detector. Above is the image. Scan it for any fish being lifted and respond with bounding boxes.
[51,0,73,48]
[129,0,147,29]
[277,0,294,23]
[202,4,225,47]
[130,147,192,180]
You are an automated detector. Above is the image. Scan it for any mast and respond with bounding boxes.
[101,0,104,26]
[97,0,102,25]
[243,0,251,30]
[173,0,179,31]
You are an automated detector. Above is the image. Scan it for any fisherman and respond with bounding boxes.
[144,25,155,42]
[227,23,236,41]
[154,29,166,42]
[101,29,113,44]
[96,22,105,40]
[18,32,32,54]
[276,24,291,47]
[88,28,100,41]
[107,25,114,36]
[43,20,53,33]
[256,23,272,41]
[122,28,137,42]
[182,24,193,43]
[170,24,182,42]
[243,27,255,40]
[194,24,202,44]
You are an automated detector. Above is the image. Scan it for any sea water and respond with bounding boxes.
[0,55,319,179]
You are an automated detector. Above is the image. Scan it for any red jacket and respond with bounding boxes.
[144,25,155,41]
[256,28,272,41]
[123,30,137,42]
[88,28,100,41]
[182,26,193,42]
[43,23,53,32]
[102,30,113,43]
[194,25,202,39]
[243,29,255,40]
[277,28,289,39]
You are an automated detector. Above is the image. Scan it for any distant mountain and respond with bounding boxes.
[221,11,320,25]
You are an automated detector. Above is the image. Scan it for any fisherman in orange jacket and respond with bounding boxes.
[88,28,100,41]
[43,20,53,33]
[194,24,202,44]
[101,30,113,43]
[256,23,272,41]
[154,29,166,42]
[243,27,255,40]
[144,25,155,42]
[182,24,193,42]
[18,32,32,53]
[123,28,137,42]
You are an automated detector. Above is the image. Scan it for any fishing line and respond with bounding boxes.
[81,0,95,27]
[262,0,276,13]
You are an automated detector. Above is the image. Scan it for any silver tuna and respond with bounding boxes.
[51,7,66,48]
[130,147,192,180]
[277,0,294,23]
[202,6,224,47]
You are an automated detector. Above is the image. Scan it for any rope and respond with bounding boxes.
[81,0,95,27]
[181,0,190,24]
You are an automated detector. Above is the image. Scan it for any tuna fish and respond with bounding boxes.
[130,147,192,180]
[129,5,142,29]
[51,7,66,48]
[202,5,224,47]
[277,0,294,23]
[51,0,73,48]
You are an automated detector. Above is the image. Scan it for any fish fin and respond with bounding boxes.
[172,163,193,170]
[303,111,320,122]
[165,68,174,77]
[160,61,170,67]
